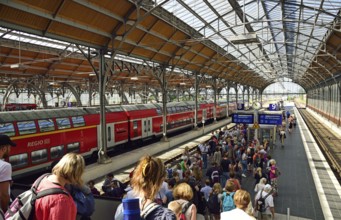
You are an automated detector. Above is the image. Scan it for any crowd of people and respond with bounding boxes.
[112,122,290,220]
[0,113,295,219]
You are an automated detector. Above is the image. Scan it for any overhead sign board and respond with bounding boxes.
[232,114,254,124]
[259,114,282,125]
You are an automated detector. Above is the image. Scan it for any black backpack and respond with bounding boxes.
[256,190,271,212]
[208,193,220,214]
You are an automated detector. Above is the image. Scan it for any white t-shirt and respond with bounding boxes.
[221,208,255,220]
[255,190,274,215]
[0,160,12,199]
[0,160,12,182]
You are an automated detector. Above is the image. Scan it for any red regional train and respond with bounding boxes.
[1,103,37,111]
[0,100,236,179]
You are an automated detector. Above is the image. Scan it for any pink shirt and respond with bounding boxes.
[34,177,76,220]
[270,165,277,179]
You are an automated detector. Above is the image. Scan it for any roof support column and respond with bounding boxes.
[97,49,111,164]
[194,72,199,129]
[242,86,246,106]
[161,67,168,141]
[247,87,250,107]
[213,77,217,122]
[260,89,263,108]
[234,84,238,107]
[226,82,230,117]
[87,80,92,107]
[338,81,341,126]
[60,82,82,107]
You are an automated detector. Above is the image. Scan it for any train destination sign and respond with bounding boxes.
[232,114,254,124]
[259,114,282,125]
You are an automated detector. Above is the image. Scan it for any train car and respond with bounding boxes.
[2,103,37,111]
[156,102,195,132]
[0,107,129,178]
[0,100,228,179]
[118,104,162,141]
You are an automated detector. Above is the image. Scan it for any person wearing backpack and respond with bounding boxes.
[207,183,222,220]
[129,156,175,220]
[0,134,16,214]
[269,159,279,196]
[173,183,197,220]
[34,153,85,220]
[254,184,274,220]
[221,190,255,220]
[221,180,236,212]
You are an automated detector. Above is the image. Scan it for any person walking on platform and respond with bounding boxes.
[199,142,209,169]
[0,134,16,214]
[279,127,286,147]
[220,152,231,187]
[221,189,255,220]
[269,159,280,196]
[254,184,275,220]
[173,182,198,220]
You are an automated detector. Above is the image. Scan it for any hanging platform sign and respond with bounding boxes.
[259,114,282,125]
[232,114,254,124]
[268,104,278,111]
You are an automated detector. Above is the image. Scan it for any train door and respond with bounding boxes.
[97,123,115,149]
[202,109,207,122]
[142,118,153,138]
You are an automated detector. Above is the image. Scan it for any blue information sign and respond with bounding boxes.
[237,103,245,110]
[259,114,282,125]
[232,114,254,124]
[268,104,277,111]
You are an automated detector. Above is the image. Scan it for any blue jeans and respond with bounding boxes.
[220,171,229,187]
[241,160,247,174]
[202,153,208,169]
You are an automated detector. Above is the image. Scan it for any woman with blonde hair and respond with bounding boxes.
[34,153,85,220]
[269,159,280,196]
[173,182,197,220]
[221,190,255,219]
[130,155,175,219]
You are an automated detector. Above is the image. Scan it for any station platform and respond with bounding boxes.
[240,106,341,220]
[83,118,233,185]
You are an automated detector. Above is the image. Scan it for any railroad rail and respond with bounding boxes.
[299,109,341,182]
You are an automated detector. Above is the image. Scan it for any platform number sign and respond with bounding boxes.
[237,103,245,110]
[269,104,277,111]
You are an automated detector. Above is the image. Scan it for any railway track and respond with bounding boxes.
[299,109,341,182]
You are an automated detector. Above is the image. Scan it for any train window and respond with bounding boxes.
[56,118,71,129]
[72,116,85,127]
[50,145,64,159]
[156,108,162,115]
[31,149,48,164]
[9,153,28,169]
[17,121,37,135]
[107,127,111,142]
[38,119,55,132]
[67,142,80,153]
[0,123,15,137]
[133,121,138,129]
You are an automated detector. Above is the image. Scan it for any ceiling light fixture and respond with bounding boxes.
[229,33,259,45]
[130,76,138,80]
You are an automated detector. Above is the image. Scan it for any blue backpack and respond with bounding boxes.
[222,192,236,212]
[71,186,95,217]
[166,168,173,179]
